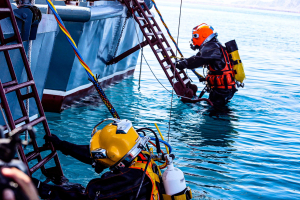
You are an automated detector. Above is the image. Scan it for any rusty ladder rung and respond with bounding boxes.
[0,0,64,179]
[183,79,190,85]
[2,80,18,88]
[21,92,35,100]
[0,8,10,12]
[3,35,16,44]
[30,152,57,174]
[165,65,171,70]
[137,17,146,21]
[27,152,41,162]
[0,43,22,51]
[156,47,171,53]
[14,116,29,125]
[4,80,35,94]
[122,0,192,97]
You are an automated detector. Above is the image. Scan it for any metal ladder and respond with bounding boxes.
[0,0,64,181]
[121,0,195,98]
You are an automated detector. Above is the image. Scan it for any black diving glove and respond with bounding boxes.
[44,134,62,150]
[175,59,188,70]
[31,177,52,199]
[199,77,206,82]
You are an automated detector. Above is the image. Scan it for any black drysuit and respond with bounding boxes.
[177,39,237,106]
[34,136,153,200]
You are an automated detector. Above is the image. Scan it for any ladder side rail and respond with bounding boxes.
[125,1,173,81]
[134,1,188,81]
[130,2,183,87]
[132,0,188,91]
[0,80,31,173]
[0,26,18,84]
[132,8,185,96]
[12,83,49,175]
[133,2,177,69]
[135,1,191,84]
[4,0,64,176]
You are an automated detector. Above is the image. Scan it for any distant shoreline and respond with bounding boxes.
[161,0,300,14]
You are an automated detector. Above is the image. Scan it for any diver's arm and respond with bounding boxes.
[175,54,208,70]
[45,134,93,165]
[60,142,93,165]
[176,42,223,70]
[184,54,207,69]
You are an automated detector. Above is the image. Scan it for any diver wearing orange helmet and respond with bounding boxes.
[176,23,238,106]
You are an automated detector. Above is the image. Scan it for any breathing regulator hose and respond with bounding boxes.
[137,124,173,169]
[140,136,172,154]
[136,128,161,155]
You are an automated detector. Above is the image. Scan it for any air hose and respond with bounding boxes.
[146,136,172,153]
[136,128,161,155]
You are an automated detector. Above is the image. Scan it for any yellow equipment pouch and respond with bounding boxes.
[162,187,193,200]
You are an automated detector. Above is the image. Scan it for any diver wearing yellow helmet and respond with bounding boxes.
[31,118,192,200]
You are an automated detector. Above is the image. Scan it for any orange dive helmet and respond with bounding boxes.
[191,23,218,50]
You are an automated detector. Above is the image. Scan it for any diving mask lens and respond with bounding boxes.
[91,148,107,159]
[193,33,199,38]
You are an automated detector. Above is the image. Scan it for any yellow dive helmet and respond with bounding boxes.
[90,118,149,169]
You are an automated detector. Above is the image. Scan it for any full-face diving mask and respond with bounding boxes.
[90,118,149,169]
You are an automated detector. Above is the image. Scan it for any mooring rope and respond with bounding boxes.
[45,0,120,119]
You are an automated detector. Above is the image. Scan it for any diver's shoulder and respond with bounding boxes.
[200,41,221,54]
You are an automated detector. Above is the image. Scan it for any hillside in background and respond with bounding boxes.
[164,0,300,13]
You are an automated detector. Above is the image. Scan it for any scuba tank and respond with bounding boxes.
[225,40,246,84]
[162,155,192,199]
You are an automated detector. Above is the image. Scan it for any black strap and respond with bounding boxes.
[209,71,223,75]
[230,73,234,83]
[214,76,218,86]
[223,75,228,90]
[232,60,242,65]
[207,77,211,85]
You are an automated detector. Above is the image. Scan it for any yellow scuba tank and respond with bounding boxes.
[225,40,246,83]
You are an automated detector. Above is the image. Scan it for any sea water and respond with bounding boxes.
[35,2,300,199]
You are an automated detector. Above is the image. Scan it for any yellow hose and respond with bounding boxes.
[154,123,168,169]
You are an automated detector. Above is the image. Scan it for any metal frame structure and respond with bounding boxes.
[0,0,64,180]
[122,0,194,98]
[112,0,212,104]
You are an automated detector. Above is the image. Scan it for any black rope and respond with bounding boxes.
[139,36,143,87]
[136,128,161,155]
[135,155,153,200]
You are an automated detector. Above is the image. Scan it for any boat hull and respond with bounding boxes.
[42,1,146,112]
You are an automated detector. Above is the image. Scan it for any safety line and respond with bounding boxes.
[45,0,120,119]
